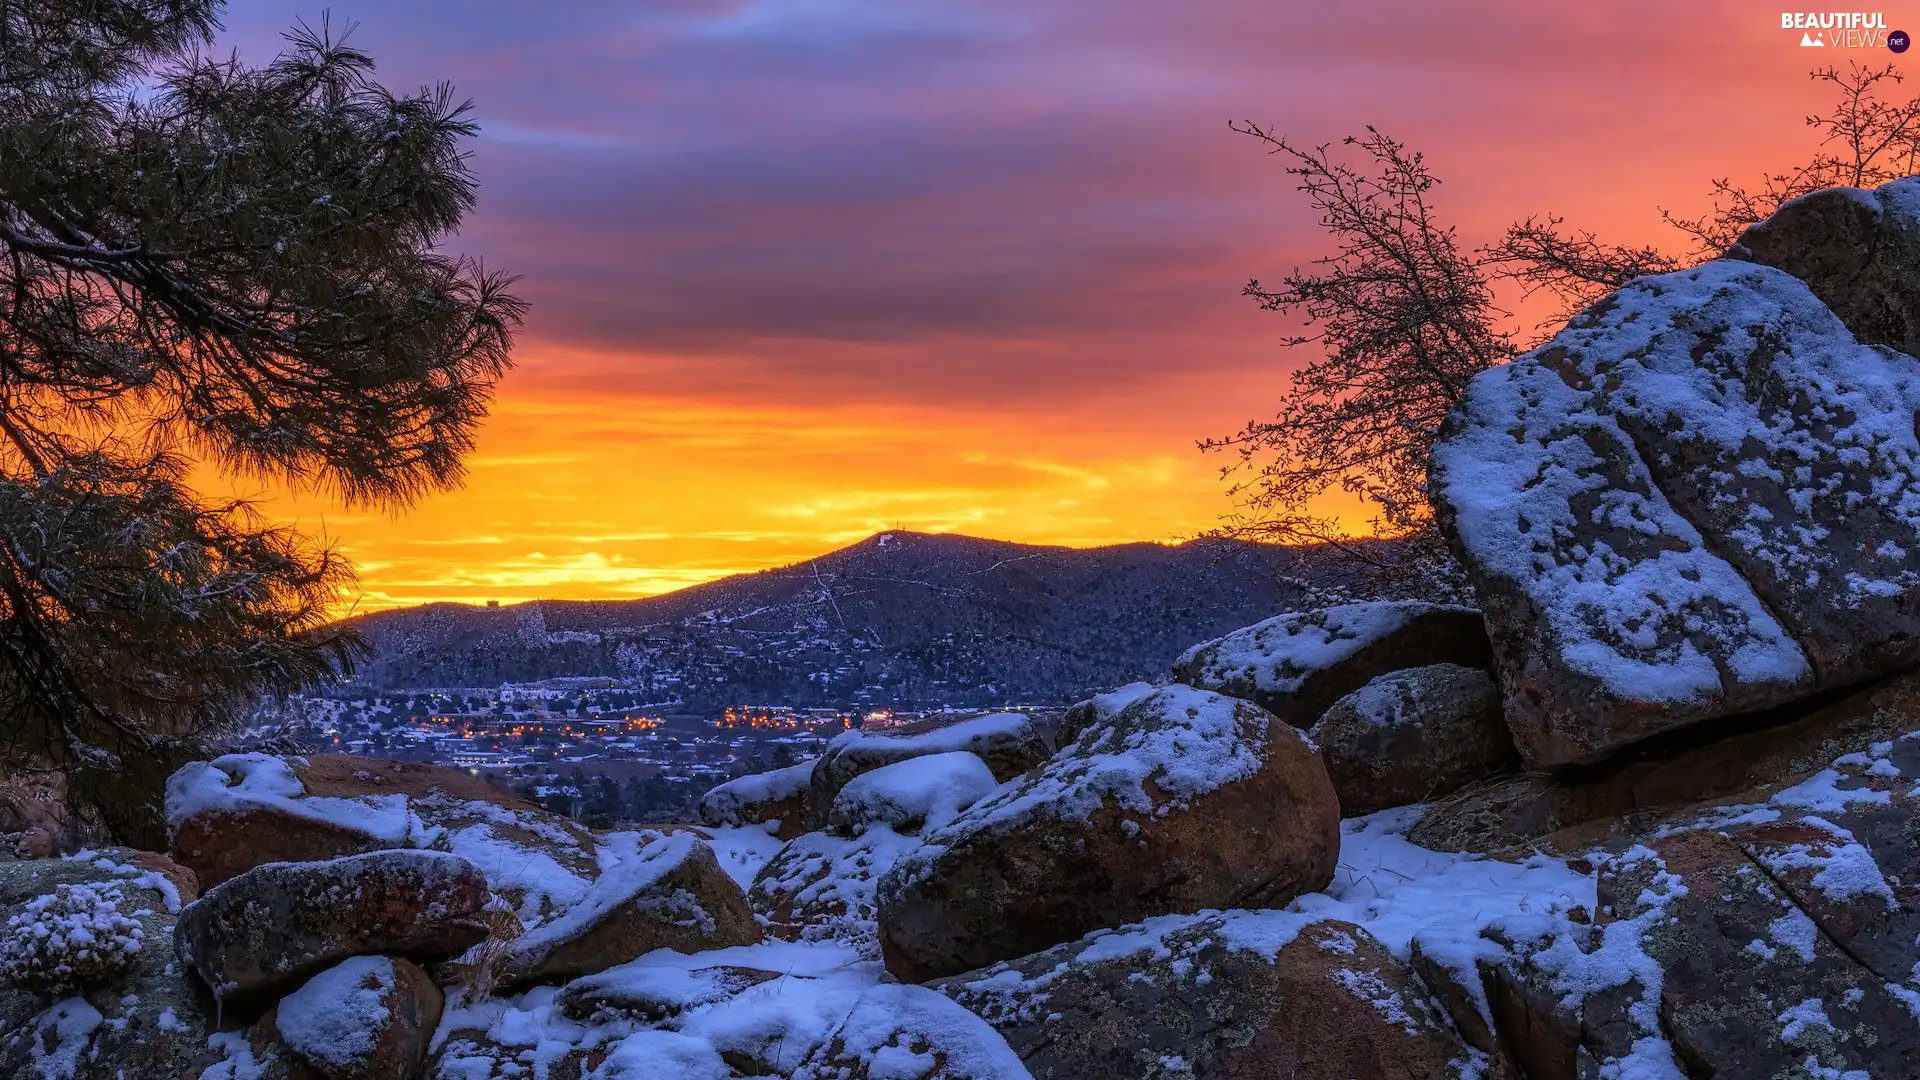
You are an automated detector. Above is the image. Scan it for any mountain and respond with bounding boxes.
[337,531,1352,708]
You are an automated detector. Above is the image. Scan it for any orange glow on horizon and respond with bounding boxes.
[193,3,1862,614]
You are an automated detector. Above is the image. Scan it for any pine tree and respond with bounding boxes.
[0,2,523,843]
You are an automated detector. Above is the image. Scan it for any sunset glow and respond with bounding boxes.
[208,1,1866,609]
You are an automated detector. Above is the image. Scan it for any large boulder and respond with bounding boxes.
[876,685,1339,982]
[1430,236,1920,767]
[1171,601,1491,727]
[1310,663,1518,816]
[933,912,1487,1080]
[165,754,567,890]
[498,831,761,987]
[272,954,443,1080]
[802,714,1050,831]
[696,761,813,840]
[166,753,606,927]
[1729,177,1920,357]
[173,849,490,1008]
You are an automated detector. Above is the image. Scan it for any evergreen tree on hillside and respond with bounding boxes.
[0,2,522,844]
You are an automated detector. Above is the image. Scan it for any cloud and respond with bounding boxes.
[202,0,1836,606]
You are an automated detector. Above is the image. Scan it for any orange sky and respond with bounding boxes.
[211,1,1906,610]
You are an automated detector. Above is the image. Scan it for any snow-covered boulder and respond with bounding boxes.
[1171,602,1491,727]
[1056,681,1155,748]
[1730,177,1920,358]
[0,850,212,1080]
[165,753,592,896]
[173,849,489,1008]
[828,751,998,835]
[802,714,1050,831]
[1431,246,1920,767]
[875,685,1339,982]
[792,983,1033,1080]
[1310,663,1517,817]
[932,912,1480,1080]
[270,954,442,1080]
[498,831,760,987]
[697,761,813,840]
[750,825,925,947]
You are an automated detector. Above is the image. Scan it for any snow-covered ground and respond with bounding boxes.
[427,812,1597,1077]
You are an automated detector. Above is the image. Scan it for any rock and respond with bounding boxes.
[802,714,1051,830]
[428,962,873,1080]
[1430,241,1920,767]
[1728,177,1920,357]
[750,826,925,947]
[828,751,998,835]
[0,851,219,1080]
[696,762,813,840]
[1056,682,1155,749]
[274,955,443,1080]
[934,912,1487,1080]
[173,849,490,1008]
[499,832,760,987]
[557,964,782,1022]
[793,983,1032,1080]
[1310,663,1517,816]
[165,752,606,926]
[876,685,1338,982]
[1407,666,1920,854]
[1457,735,1920,1077]
[1172,601,1491,727]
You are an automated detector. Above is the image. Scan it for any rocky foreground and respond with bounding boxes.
[12,182,1920,1078]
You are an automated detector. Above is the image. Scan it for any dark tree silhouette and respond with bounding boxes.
[1202,126,1511,599]
[0,2,523,842]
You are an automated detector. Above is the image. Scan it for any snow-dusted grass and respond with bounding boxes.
[0,882,145,993]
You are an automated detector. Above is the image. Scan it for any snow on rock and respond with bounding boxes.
[1468,728,1920,1077]
[828,751,999,835]
[556,962,780,1022]
[876,685,1338,981]
[698,761,815,839]
[1730,175,1920,358]
[1308,664,1518,817]
[802,713,1051,830]
[933,911,1477,1080]
[1172,602,1490,726]
[794,983,1034,1080]
[750,824,925,951]
[1431,241,1920,767]
[1056,681,1156,747]
[275,953,444,1080]
[427,944,883,1079]
[498,831,761,987]
[165,754,423,889]
[274,955,393,1070]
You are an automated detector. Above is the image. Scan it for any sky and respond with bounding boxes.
[202,0,1891,610]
